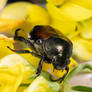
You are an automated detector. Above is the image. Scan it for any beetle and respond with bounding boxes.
[7,25,73,82]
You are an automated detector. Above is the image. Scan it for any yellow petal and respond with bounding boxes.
[0,54,29,67]
[0,2,50,36]
[70,0,92,10]
[47,3,77,35]
[0,2,31,20]
[47,0,65,6]
[0,2,32,35]
[0,54,35,84]
[0,34,14,59]
[0,54,37,91]
[72,37,92,61]
[26,4,50,26]
[0,18,24,32]
[0,64,23,92]
[20,4,50,37]
[17,86,27,92]
[24,76,48,92]
[79,19,92,39]
[59,3,92,21]
[0,2,50,24]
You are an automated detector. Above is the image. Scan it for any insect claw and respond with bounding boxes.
[36,70,40,77]
[7,46,11,50]
[35,72,40,78]
[49,75,55,81]
[7,46,13,51]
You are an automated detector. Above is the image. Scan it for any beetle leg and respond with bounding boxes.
[7,46,41,58]
[14,29,26,41]
[36,58,44,77]
[50,67,69,83]
[14,29,37,52]
[14,29,31,45]
[60,67,69,83]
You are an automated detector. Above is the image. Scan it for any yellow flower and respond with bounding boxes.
[46,2,92,35]
[79,19,92,39]
[0,53,62,92]
[0,2,79,92]
[0,65,23,92]
[70,0,92,10]
[0,53,36,92]
[59,3,92,21]
[0,19,24,32]
[0,35,33,92]
[47,0,92,61]
[47,3,77,36]
[47,0,65,6]
[0,34,14,58]
[47,0,92,10]
[0,2,50,37]
[72,37,92,61]
[24,76,48,92]
[24,76,60,92]
[0,59,23,92]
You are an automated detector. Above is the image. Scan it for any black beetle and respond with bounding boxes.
[8,25,73,82]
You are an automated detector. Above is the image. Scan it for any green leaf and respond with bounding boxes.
[72,86,92,92]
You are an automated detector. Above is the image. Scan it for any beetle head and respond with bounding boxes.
[44,37,72,70]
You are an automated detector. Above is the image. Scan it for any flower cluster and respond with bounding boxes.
[47,0,92,61]
[0,0,92,92]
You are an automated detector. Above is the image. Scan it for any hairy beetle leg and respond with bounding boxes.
[14,29,25,41]
[50,67,69,83]
[14,29,30,45]
[36,58,44,77]
[7,46,41,58]
[14,29,37,52]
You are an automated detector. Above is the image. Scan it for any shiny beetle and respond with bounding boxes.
[8,25,73,82]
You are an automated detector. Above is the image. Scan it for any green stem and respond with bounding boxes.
[64,64,92,83]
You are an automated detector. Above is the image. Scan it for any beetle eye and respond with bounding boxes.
[36,39,42,44]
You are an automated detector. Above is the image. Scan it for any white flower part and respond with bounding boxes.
[0,54,30,67]
[0,0,7,14]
